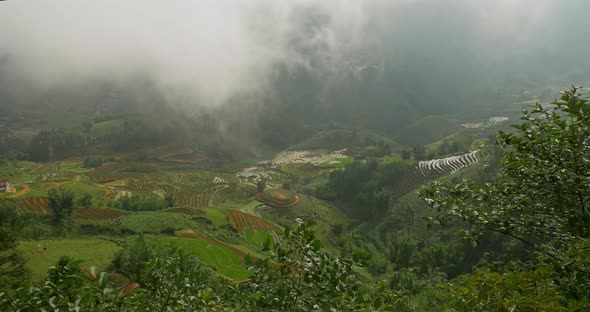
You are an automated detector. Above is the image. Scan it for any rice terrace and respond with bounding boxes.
[1,2,588,310]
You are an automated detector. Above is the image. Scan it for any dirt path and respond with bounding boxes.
[159,152,186,159]
[10,184,30,198]
[19,242,47,256]
[30,164,43,173]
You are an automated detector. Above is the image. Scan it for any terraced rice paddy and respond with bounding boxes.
[162,207,204,215]
[172,237,251,281]
[174,229,262,280]
[213,176,228,184]
[160,152,207,164]
[19,239,122,282]
[259,149,349,168]
[460,122,484,129]
[226,209,277,231]
[392,150,481,198]
[177,186,230,208]
[256,189,300,208]
[460,116,509,129]
[117,212,199,234]
[21,197,50,215]
[417,150,480,178]
[242,227,275,249]
[73,207,129,220]
[150,145,208,164]
[236,149,349,183]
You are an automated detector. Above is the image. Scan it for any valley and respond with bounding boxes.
[1,112,512,283]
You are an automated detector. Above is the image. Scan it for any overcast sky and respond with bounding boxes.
[1,0,589,106]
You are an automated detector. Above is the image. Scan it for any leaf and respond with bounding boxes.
[98,271,108,287]
[82,267,96,280]
[49,296,57,308]
[121,283,140,296]
[311,239,323,251]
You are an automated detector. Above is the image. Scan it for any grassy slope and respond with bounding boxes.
[170,238,252,280]
[18,238,122,282]
[117,212,199,234]
[242,227,275,249]
[7,135,357,282]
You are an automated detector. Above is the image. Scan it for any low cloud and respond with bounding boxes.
[0,0,588,108]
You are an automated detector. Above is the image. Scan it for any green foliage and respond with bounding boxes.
[401,149,412,160]
[29,129,92,162]
[48,187,76,224]
[323,158,411,219]
[116,212,197,234]
[111,234,154,281]
[437,137,469,156]
[163,193,175,207]
[18,238,122,282]
[420,87,590,310]
[111,195,168,211]
[2,219,406,311]
[129,247,229,311]
[256,177,267,193]
[172,238,251,280]
[0,199,26,231]
[0,228,31,294]
[242,227,275,250]
[1,256,139,311]
[447,266,589,312]
[422,87,590,247]
[82,155,115,168]
[412,144,426,160]
[236,220,394,311]
[77,192,93,207]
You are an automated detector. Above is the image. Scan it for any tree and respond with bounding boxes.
[164,193,175,207]
[2,220,407,311]
[401,149,412,160]
[111,234,154,281]
[83,156,103,168]
[77,193,93,207]
[422,87,590,249]
[0,199,26,231]
[420,87,590,309]
[242,219,401,311]
[0,228,31,293]
[412,145,426,160]
[373,187,391,218]
[48,187,76,224]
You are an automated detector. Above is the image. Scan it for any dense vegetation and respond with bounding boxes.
[0,87,589,311]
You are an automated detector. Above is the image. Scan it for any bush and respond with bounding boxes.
[160,226,175,236]
[77,193,93,207]
[111,195,168,211]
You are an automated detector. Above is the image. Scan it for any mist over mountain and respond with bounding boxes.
[1,0,589,135]
[3,2,590,310]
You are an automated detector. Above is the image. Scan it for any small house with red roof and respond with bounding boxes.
[0,181,10,192]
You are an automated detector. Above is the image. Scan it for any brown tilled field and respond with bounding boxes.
[226,209,277,232]
[73,207,129,220]
[21,197,51,215]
